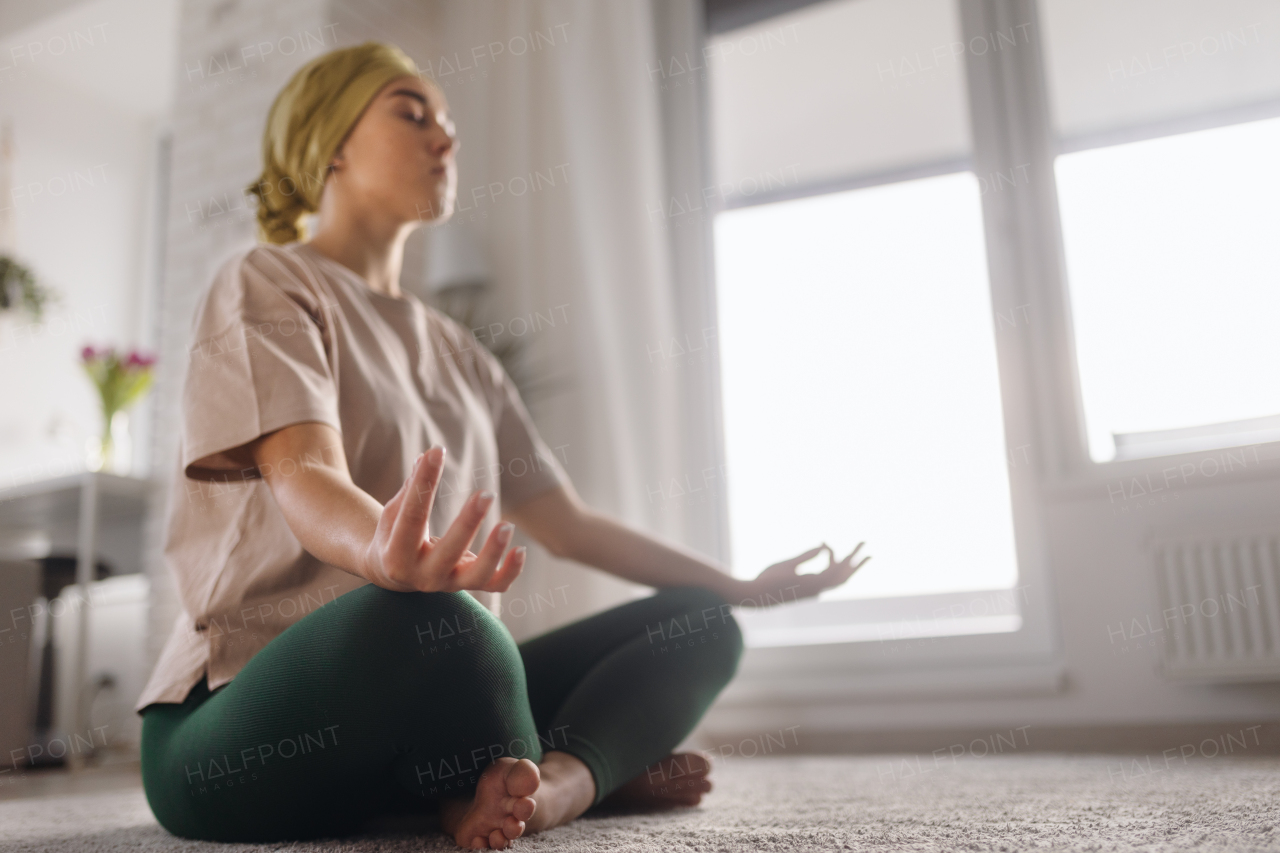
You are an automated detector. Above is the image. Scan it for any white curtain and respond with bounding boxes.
[409,0,729,637]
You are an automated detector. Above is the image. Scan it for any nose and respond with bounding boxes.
[431,125,456,158]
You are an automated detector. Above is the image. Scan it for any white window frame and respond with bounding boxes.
[709,0,1280,716]
[704,0,1068,711]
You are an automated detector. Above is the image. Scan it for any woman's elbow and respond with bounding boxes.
[509,485,587,561]
[538,508,586,561]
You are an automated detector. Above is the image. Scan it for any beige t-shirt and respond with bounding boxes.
[135,241,568,712]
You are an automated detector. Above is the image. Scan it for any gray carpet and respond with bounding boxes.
[1,754,1277,851]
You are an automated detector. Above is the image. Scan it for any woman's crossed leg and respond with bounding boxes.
[141,582,742,847]
[141,585,543,844]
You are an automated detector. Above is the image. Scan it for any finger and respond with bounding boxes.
[378,454,419,530]
[483,546,526,592]
[820,555,871,590]
[840,542,866,566]
[785,545,827,568]
[451,521,515,590]
[384,450,429,533]
[424,489,496,580]
[388,446,445,557]
[820,543,865,579]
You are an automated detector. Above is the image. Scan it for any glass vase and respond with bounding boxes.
[89,409,131,475]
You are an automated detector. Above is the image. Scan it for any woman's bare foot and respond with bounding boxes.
[523,751,597,834]
[599,751,714,809]
[439,757,539,850]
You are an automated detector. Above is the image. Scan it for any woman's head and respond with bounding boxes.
[247,42,457,245]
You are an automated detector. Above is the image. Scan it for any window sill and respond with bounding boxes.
[717,652,1066,707]
[1039,438,1280,504]
[1111,414,1280,462]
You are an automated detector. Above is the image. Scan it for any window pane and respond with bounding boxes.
[1056,118,1280,461]
[1038,0,1280,140]
[707,0,971,196]
[714,172,1019,600]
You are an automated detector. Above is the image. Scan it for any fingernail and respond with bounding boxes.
[497,522,514,542]
[515,546,527,559]
[478,490,495,505]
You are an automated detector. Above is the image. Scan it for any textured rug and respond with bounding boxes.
[0,754,1277,852]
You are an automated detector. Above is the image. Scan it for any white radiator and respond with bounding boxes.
[1152,528,1280,681]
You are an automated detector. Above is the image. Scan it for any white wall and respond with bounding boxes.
[0,71,159,491]
[0,0,176,755]
[0,0,178,494]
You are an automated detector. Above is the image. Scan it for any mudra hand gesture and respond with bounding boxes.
[360,445,525,594]
[735,543,870,607]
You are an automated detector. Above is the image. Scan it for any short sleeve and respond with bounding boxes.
[466,329,570,509]
[181,246,342,481]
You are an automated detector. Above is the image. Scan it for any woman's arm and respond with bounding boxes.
[504,483,870,606]
[240,421,526,593]
[503,483,744,601]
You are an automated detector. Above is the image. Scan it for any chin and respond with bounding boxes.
[432,189,456,222]
[412,191,454,223]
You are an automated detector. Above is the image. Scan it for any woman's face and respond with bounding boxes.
[327,73,457,225]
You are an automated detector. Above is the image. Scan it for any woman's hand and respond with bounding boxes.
[359,445,526,594]
[734,543,870,607]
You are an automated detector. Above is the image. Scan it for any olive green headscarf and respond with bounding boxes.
[246,42,420,245]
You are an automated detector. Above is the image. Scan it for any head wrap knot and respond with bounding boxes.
[247,42,420,245]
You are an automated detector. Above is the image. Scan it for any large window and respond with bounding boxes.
[715,173,1019,600]
[1039,0,1280,462]
[1056,118,1280,461]
[706,0,1280,653]
[708,0,1023,612]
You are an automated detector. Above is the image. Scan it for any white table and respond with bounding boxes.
[0,472,151,770]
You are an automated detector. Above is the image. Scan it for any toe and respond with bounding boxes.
[685,751,714,775]
[489,828,509,849]
[503,815,525,840]
[510,795,536,822]
[506,758,540,798]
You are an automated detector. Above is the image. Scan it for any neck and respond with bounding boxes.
[307,203,414,297]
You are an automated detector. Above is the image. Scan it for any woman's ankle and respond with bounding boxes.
[527,750,596,832]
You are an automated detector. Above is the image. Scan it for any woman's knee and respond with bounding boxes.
[655,584,733,614]
[655,586,745,680]
[332,586,526,707]
[708,605,744,683]
[344,585,509,652]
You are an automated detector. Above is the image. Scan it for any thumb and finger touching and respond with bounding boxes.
[771,541,872,597]
[378,447,524,593]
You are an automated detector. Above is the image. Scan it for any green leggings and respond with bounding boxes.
[140,583,743,842]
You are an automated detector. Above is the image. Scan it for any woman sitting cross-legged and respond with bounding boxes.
[135,41,870,850]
